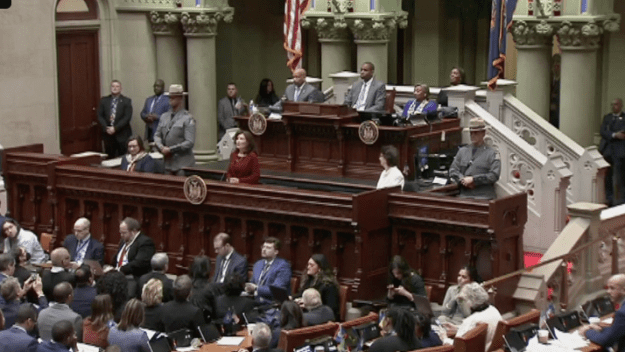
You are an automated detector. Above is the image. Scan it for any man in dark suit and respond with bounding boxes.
[581,274,625,352]
[0,304,39,352]
[211,233,248,285]
[159,275,205,336]
[282,69,323,103]
[302,288,334,326]
[599,98,625,206]
[69,265,97,318]
[343,62,386,112]
[97,80,133,158]
[112,217,155,279]
[63,218,104,265]
[41,248,75,301]
[36,320,78,352]
[138,252,173,302]
[245,237,291,304]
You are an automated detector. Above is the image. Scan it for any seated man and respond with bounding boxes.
[42,248,75,301]
[112,217,155,279]
[1,276,47,329]
[63,218,104,265]
[69,265,97,318]
[36,320,79,352]
[159,275,205,336]
[302,288,334,326]
[138,252,173,302]
[211,233,248,285]
[343,62,386,112]
[245,237,291,304]
[272,69,323,112]
[37,282,83,342]
[0,304,39,352]
[248,322,283,352]
[580,274,625,351]
[218,83,247,140]
[449,118,501,200]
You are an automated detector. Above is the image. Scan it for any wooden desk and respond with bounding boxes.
[199,330,252,352]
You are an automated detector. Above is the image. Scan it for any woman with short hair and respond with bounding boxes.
[377,145,404,190]
[402,84,437,118]
[108,299,151,352]
[226,130,260,184]
[120,135,156,173]
[141,278,164,331]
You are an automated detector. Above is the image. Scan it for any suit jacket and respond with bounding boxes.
[283,83,323,103]
[449,144,501,200]
[0,326,38,352]
[120,154,158,173]
[159,300,205,336]
[97,94,133,143]
[37,304,83,342]
[1,298,49,329]
[154,109,196,172]
[138,271,173,302]
[63,234,104,265]
[41,269,76,302]
[70,285,97,318]
[368,335,420,352]
[140,94,170,140]
[218,96,246,140]
[303,305,335,326]
[599,111,625,159]
[211,250,248,284]
[35,341,71,352]
[112,233,156,278]
[343,79,386,112]
[251,257,291,302]
[585,302,625,352]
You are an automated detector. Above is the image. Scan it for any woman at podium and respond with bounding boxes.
[226,130,260,184]
[377,145,404,190]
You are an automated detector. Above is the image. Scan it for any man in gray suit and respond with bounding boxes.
[283,68,324,103]
[37,282,83,342]
[344,62,386,112]
[154,84,196,176]
[218,83,247,140]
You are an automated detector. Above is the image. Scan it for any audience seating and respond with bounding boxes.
[340,311,378,330]
[453,322,488,352]
[277,321,339,352]
[410,345,454,352]
[40,232,55,253]
[487,309,540,352]
[339,285,349,321]
[385,89,396,114]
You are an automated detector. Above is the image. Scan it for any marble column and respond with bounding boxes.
[510,20,554,121]
[302,17,351,90]
[181,11,232,163]
[149,12,185,88]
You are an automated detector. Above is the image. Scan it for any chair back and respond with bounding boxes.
[291,276,300,296]
[339,285,349,321]
[409,345,454,352]
[487,309,540,352]
[385,89,396,113]
[340,312,378,330]
[40,232,55,253]
[453,322,488,352]
[425,284,433,301]
[278,321,339,352]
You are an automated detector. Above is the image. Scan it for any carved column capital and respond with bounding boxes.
[302,17,350,42]
[348,16,404,42]
[181,9,233,37]
[555,19,617,49]
[149,11,181,36]
[509,20,554,47]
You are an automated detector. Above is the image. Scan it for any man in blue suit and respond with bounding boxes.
[245,237,291,304]
[63,218,104,265]
[211,233,248,284]
[600,98,625,206]
[0,304,39,352]
[581,274,625,352]
[36,321,78,352]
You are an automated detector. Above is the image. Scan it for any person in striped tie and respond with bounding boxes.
[245,237,291,304]
[97,80,134,159]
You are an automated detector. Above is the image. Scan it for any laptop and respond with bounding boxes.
[198,323,221,343]
[502,323,538,352]
[148,337,172,352]
[269,285,290,303]
[168,328,193,347]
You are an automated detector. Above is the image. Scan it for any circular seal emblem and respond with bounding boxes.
[183,175,207,205]
[248,113,267,136]
[358,120,379,145]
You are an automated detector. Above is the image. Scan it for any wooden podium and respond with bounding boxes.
[234,102,461,180]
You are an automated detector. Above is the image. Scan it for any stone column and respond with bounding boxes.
[509,20,554,121]
[444,85,480,144]
[149,12,185,88]
[329,71,360,105]
[302,17,351,90]
[181,11,232,163]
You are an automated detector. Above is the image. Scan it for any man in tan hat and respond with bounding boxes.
[449,117,501,199]
[154,84,196,175]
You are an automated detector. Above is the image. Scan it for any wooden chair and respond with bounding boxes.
[409,345,454,352]
[40,232,55,253]
[385,88,396,113]
[425,284,433,301]
[277,321,339,352]
[453,322,488,352]
[340,311,378,330]
[291,276,300,296]
[487,309,540,352]
[339,285,349,321]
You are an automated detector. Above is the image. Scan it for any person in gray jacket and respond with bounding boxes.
[217,83,247,140]
[154,84,196,176]
[343,62,386,112]
[37,282,83,342]
[449,118,501,200]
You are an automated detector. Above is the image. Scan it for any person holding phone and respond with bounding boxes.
[386,255,426,308]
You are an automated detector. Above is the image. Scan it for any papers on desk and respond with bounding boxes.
[217,336,246,346]
[76,343,101,352]
[526,329,589,351]
[268,112,282,119]
[602,317,614,325]
[432,176,448,185]
[175,347,199,351]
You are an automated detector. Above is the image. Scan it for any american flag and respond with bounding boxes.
[284,0,311,71]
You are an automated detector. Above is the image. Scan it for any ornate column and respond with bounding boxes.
[302,17,351,90]
[181,10,233,162]
[149,12,185,88]
[509,20,554,120]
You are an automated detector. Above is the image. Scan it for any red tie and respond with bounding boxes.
[616,303,620,310]
[117,246,128,268]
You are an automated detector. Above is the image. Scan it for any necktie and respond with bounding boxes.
[216,257,230,283]
[355,82,368,110]
[110,97,119,125]
[258,260,271,285]
[117,245,128,268]
[294,87,301,102]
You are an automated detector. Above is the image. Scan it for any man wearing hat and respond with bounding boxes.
[154,84,196,175]
[449,118,501,199]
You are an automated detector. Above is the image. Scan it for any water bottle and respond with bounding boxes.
[249,100,255,115]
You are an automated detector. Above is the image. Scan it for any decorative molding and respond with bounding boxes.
[180,10,232,36]
[348,17,401,42]
[302,17,350,41]
[509,20,554,46]
[149,11,180,35]
[557,20,602,48]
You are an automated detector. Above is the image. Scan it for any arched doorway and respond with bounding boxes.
[56,0,101,155]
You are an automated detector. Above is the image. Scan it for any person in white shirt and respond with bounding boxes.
[377,145,405,190]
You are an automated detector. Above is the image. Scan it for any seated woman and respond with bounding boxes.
[108,299,151,352]
[369,307,421,352]
[226,130,260,184]
[377,146,404,190]
[141,278,164,331]
[439,265,481,324]
[437,67,466,107]
[442,282,502,352]
[414,311,442,348]
[295,254,340,320]
[96,271,129,323]
[214,274,255,323]
[2,218,46,264]
[270,300,305,348]
[402,84,437,118]
[120,135,156,173]
[83,294,116,348]
[386,255,426,308]
[255,78,280,107]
